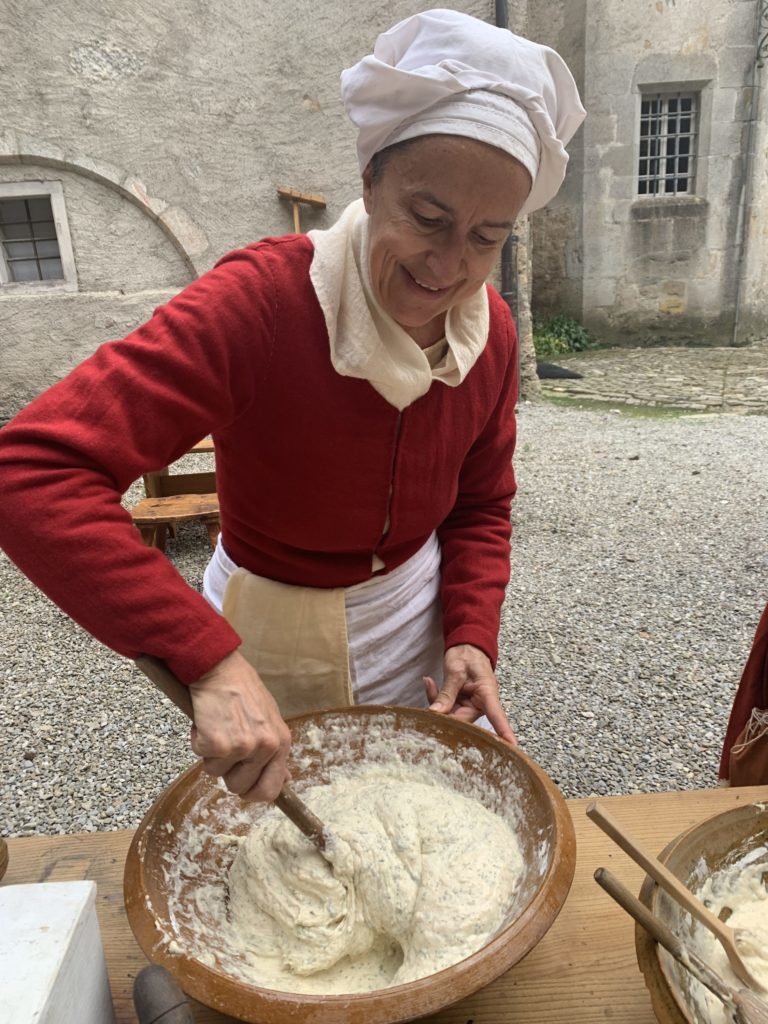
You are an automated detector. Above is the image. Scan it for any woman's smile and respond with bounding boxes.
[402,266,454,296]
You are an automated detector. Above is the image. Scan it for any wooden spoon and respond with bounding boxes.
[587,800,766,994]
[594,867,768,1024]
[135,655,329,854]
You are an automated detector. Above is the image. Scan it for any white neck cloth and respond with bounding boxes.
[308,200,489,412]
[341,8,586,216]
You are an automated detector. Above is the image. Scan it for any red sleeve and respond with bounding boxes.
[0,247,278,683]
[437,313,518,667]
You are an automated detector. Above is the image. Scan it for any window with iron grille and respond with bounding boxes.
[0,196,63,281]
[0,181,77,291]
[638,92,698,196]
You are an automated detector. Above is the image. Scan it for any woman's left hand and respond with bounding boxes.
[424,644,517,744]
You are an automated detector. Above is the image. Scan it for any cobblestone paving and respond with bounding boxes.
[540,344,768,413]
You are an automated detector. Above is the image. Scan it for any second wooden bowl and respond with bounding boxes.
[635,799,768,1024]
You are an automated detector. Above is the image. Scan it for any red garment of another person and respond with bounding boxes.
[719,602,768,781]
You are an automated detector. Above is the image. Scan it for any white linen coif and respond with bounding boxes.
[341,8,586,217]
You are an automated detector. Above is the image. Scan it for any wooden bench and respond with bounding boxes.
[130,491,220,552]
[130,439,219,552]
[141,469,216,500]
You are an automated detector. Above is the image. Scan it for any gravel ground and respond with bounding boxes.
[1,403,767,837]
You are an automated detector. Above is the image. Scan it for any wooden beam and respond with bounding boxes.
[276,186,327,208]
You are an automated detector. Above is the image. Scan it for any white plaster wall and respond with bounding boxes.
[0,162,189,412]
[3,0,494,256]
[1,291,179,416]
[1,0,495,415]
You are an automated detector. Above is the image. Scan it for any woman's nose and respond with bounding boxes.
[424,234,464,283]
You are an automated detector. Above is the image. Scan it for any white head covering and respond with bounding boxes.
[341,8,586,216]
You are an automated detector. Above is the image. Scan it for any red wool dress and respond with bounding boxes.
[0,234,518,686]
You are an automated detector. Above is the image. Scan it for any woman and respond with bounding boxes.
[0,10,585,802]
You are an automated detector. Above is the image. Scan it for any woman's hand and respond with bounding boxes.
[424,644,517,744]
[188,650,292,802]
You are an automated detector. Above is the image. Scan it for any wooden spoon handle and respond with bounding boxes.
[594,867,734,1007]
[135,654,194,718]
[587,801,733,945]
[134,655,328,852]
[274,788,328,851]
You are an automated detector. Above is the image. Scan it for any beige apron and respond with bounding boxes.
[221,568,354,717]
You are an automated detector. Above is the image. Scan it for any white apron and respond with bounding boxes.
[203,534,443,717]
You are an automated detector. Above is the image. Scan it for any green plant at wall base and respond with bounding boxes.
[533,315,593,357]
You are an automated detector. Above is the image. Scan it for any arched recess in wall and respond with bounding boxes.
[0,132,211,277]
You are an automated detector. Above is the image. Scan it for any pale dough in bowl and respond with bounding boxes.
[152,711,556,1002]
[690,851,768,1021]
[225,765,524,993]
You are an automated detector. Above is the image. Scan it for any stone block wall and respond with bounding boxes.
[528,0,587,327]
[738,50,768,343]
[531,0,767,346]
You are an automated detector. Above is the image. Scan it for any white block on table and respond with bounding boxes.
[0,880,115,1024]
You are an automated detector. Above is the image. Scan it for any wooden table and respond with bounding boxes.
[4,785,767,1023]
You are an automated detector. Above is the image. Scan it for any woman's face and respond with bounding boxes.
[362,135,531,348]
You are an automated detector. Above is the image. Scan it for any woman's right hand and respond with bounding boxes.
[188,650,292,802]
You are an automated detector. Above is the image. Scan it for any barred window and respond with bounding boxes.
[638,92,698,196]
[0,196,63,282]
[0,181,77,291]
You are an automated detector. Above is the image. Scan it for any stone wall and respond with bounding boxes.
[3,0,765,405]
[528,0,587,322]
[531,0,766,346]
[738,46,768,343]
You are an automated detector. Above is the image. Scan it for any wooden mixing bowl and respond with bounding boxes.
[125,706,575,1024]
[635,800,768,1024]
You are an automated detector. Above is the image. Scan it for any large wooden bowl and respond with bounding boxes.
[635,800,768,1024]
[125,706,575,1024]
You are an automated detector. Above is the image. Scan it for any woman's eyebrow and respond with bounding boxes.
[412,190,451,211]
[411,191,514,230]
